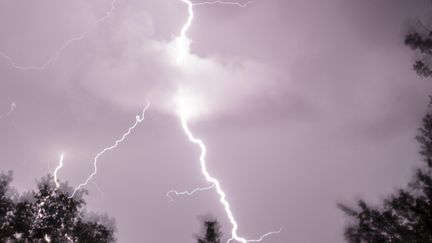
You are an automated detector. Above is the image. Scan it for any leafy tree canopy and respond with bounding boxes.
[339,98,432,242]
[339,20,432,242]
[0,172,116,242]
[405,22,432,77]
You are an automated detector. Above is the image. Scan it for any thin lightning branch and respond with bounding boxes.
[0,35,85,71]
[0,0,117,71]
[94,0,117,26]
[166,184,215,202]
[0,102,16,119]
[70,102,150,197]
[53,153,64,188]
[239,229,283,243]
[192,1,253,7]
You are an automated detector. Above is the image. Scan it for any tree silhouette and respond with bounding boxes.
[338,103,432,241]
[0,172,116,242]
[338,21,432,242]
[405,22,432,78]
[195,217,223,243]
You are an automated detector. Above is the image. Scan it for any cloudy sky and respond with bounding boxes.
[1,0,432,242]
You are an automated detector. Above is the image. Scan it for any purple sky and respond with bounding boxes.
[1,0,432,242]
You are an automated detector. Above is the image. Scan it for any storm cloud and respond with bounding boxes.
[1,0,432,242]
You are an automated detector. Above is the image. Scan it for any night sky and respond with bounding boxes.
[1,0,432,242]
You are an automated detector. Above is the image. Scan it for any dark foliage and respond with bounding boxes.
[405,29,432,77]
[0,173,116,242]
[338,99,432,242]
[413,60,432,78]
[196,219,223,243]
[405,32,432,54]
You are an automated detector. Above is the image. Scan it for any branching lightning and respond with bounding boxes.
[2,0,280,241]
[70,102,150,197]
[0,102,16,120]
[166,184,215,202]
[0,0,117,71]
[173,1,281,242]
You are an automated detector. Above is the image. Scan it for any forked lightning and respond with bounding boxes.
[2,0,280,241]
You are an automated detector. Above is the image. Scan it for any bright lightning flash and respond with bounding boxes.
[175,0,252,63]
[2,0,280,241]
[53,153,64,188]
[175,0,194,63]
[173,1,281,242]
[41,153,73,242]
[180,114,280,243]
[71,102,150,197]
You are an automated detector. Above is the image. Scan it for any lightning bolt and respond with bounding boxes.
[176,0,252,62]
[70,102,150,197]
[173,1,281,242]
[41,153,74,242]
[35,153,64,224]
[180,116,280,243]
[0,102,16,119]
[0,0,117,71]
[166,184,215,202]
[53,153,64,188]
